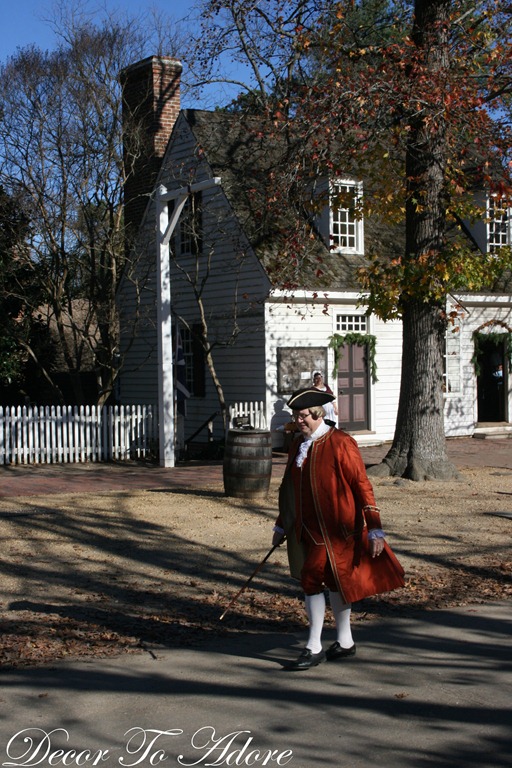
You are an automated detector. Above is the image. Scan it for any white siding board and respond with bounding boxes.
[119,112,270,444]
[444,295,512,436]
[368,316,402,439]
[264,299,403,443]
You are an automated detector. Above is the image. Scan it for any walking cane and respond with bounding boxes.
[219,539,285,621]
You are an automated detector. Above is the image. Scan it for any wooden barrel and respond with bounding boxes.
[223,429,273,499]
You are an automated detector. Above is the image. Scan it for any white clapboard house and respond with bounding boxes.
[117,56,512,462]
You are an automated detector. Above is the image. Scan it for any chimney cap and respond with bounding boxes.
[120,55,183,82]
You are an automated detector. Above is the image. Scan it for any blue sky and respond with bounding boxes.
[0,0,194,60]
[0,0,244,107]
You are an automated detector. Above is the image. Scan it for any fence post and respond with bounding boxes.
[33,405,40,464]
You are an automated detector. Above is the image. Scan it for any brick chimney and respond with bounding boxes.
[120,56,182,235]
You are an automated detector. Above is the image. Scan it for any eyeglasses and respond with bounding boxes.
[293,412,312,422]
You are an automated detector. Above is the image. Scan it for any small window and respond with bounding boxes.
[178,192,202,256]
[443,329,461,394]
[488,195,510,252]
[336,315,367,333]
[179,324,205,397]
[179,326,194,395]
[330,181,363,253]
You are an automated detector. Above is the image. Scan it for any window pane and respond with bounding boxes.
[488,195,510,251]
[330,182,362,252]
[179,192,203,255]
[336,315,367,332]
[444,330,461,394]
[178,326,195,394]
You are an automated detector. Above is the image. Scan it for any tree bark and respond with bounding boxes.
[369,0,458,480]
[369,299,458,480]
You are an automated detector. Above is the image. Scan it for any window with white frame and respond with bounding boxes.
[330,181,364,253]
[488,195,511,251]
[443,329,461,394]
[336,314,368,333]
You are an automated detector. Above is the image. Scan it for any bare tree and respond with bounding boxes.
[0,5,187,405]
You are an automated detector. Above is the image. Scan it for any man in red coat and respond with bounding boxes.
[273,388,404,671]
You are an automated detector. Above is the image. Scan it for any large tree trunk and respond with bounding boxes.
[369,299,458,480]
[369,0,458,480]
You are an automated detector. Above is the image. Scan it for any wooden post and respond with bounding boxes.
[155,178,221,467]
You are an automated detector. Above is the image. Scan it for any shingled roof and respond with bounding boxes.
[178,109,510,296]
[182,109,374,292]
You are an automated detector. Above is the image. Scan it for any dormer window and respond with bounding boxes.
[330,180,364,254]
[488,194,510,252]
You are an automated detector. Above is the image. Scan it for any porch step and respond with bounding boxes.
[473,425,512,439]
[348,431,386,447]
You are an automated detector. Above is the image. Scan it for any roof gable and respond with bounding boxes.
[163,109,510,296]
[180,109,371,292]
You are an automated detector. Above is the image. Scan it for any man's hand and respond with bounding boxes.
[369,537,385,558]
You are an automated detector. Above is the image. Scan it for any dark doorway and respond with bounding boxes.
[476,336,508,423]
[337,343,370,431]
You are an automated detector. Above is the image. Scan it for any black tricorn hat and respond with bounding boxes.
[287,388,335,410]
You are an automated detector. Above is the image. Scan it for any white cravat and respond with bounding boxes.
[295,421,330,467]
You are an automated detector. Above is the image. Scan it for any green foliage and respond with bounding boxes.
[0,336,24,386]
[361,244,512,321]
[471,327,512,376]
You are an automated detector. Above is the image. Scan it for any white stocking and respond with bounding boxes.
[329,591,353,648]
[304,592,326,654]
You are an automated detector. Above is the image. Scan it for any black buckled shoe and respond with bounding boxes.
[325,642,356,661]
[284,648,326,671]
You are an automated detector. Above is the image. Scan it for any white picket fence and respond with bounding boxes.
[0,404,158,465]
[228,400,267,429]
[0,401,268,465]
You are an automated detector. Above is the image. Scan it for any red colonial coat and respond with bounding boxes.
[276,428,404,603]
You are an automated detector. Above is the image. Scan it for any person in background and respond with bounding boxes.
[273,387,404,671]
[312,370,338,427]
[490,352,504,383]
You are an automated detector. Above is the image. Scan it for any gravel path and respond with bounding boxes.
[0,440,511,667]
